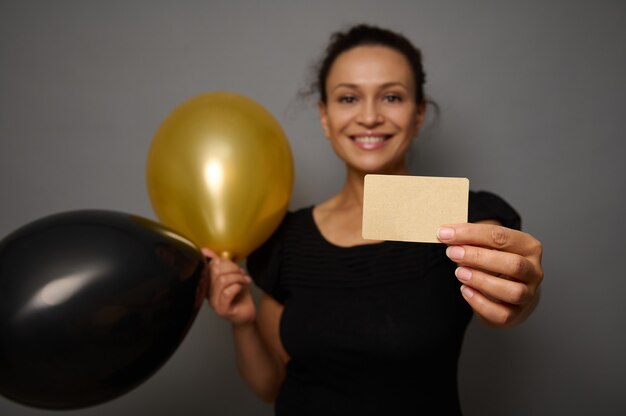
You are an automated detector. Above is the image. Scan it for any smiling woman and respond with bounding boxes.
[204,24,544,415]
[319,45,425,176]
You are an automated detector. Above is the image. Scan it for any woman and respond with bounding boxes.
[204,24,543,415]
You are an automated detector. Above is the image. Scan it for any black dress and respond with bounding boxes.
[247,191,521,415]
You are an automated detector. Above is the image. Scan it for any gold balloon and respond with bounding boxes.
[146,92,294,260]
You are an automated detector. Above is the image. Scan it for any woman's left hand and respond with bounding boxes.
[437,223,543,328]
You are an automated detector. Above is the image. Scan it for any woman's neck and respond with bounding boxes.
[312,165,408,247]
[336,170,366,209]
[334,164,409,208]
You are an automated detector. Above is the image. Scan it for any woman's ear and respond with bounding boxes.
[318,101,330,138]
[415,100,427,130]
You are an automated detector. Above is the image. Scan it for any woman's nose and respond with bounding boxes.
[356,101,383,127]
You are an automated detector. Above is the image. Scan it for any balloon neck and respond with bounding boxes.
[220,251,235,261]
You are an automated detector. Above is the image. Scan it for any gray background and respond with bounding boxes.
[1,0,624,414]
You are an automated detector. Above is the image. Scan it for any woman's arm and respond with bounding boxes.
[203,250,288,402]
[232,294,288,402]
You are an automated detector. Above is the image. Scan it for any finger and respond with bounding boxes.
[202,248,217,259]
[459,285,521,327]
[210,270,251,293]
[455,267,531,305]
[211,279,247,314]
[209,271,251,306]
[210,258,242,278]
[215,283,245,314]
[438,223,542,257]
[446,245,536,282]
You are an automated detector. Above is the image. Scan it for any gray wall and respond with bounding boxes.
[1,1,624,414]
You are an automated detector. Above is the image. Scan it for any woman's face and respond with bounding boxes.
[319,45,425,175]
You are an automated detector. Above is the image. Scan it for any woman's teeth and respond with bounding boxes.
[353,136,387,143]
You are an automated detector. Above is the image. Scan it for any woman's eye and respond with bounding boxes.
[384,94,403,103]
[338,96,357,104]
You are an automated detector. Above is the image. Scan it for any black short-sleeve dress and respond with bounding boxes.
[247,191,521,415]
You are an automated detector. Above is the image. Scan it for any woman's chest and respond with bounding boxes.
[277,245,471,362]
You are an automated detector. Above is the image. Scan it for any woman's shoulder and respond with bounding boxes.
[286,205,314,221]
[276,205,315,235]
[468,190,521,230]
[248,206,314,261]
[245,206,314,302]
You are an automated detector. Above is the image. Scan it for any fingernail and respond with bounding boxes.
[245,275,252,283]
[460,285,474,299]
[456,267,472,282]
[437,227,455,240]
[446,246,465,260]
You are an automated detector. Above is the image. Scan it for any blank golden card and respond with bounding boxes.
[362,174,469,244]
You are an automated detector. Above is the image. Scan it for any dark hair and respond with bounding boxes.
[314,24,426,105]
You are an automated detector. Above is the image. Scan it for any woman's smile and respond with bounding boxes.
[350,133,393,150]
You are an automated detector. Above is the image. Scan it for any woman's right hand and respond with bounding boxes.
[203,248,256,326]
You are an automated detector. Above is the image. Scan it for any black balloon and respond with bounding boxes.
[0,210,207,410]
